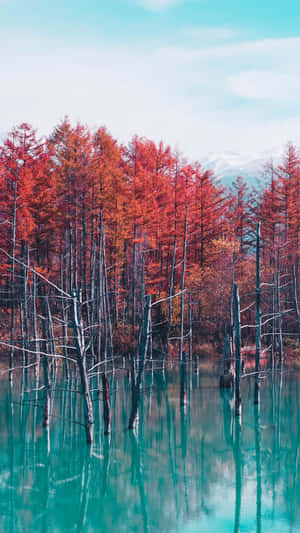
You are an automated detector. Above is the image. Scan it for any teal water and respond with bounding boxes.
[0,362,300,533]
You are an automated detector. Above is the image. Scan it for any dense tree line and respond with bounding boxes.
[1,120,300,356]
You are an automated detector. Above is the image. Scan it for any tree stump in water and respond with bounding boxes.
[220,332,235,388]
[219,371,234,388]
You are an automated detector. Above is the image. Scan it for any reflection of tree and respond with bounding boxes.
[221,386,242,533]
[233,415,242,533]
[76,451,91,533]
[283,376,300,531]
[3,364,300,532]
[221,388,234,448]
[129,431,149,533]
[161,369,179,519]
[41,450,50,533]
[270,372,276,525]
[7,383,15,533]
[101,438,110,496]
[254,402,261,533]
[180,404,189,516]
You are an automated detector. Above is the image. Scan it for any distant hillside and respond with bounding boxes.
[202,149,282,187]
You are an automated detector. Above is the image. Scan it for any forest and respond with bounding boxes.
[1,120,300,533]
[1,120,300,440]
[1,120,300,358]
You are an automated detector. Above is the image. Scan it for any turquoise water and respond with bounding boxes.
[0,361,299,532]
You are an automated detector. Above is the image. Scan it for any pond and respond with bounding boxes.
[0,360,299,532]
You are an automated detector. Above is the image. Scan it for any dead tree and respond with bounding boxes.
[101,372,110,435]
[220,332,234,388]
[71,288,94,445]
[102,226,113,358]
[165,235,177,354]
[292,264,300,353]
[32,266,40,380]
[255,222,261,404]
[22,244,29,367]
[234,283,241,416]
[276,248,283,361]
[179,205,188,361]
[180,350,187,407]
[188,291,192,360]
[128,295,151,430]
[9,166,18,383]
[40,298,51,432]
[60,254,69,378]
[220,284,235,389]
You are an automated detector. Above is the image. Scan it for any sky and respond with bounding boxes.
[1,0,300,161]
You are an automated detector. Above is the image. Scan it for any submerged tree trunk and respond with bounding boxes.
[101,372,110,435]
[128,295,151,430]
[180,350,187,407]
[40,293,51,450]
[71,289,94,445]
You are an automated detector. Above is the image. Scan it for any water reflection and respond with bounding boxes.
[0,362,300,532]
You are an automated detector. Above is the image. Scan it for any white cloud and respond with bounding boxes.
[182,26,238,42]
[137,0,182,10]
[155,37,300,64]
[228,69,300,101]
[1,31,300,159]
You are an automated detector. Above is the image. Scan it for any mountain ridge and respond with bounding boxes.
[202,148,283,186]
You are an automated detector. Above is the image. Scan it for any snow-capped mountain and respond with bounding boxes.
[202,149,283,187]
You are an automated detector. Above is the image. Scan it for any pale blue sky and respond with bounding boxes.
[1,0,300,159]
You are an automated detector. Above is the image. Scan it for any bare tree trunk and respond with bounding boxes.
[255,222,261,405]
[188,291,192,360]
[60,255,69,379]
[141,252,145,317]
[23,244,29,367]
[220,332,234,388]
[101,372,110,435]
[97,225,103,362]
[9,167,18,383]
[271,274,276,371]
[179,205,188,361]
[180,350,186,407]
[276,248,283,361]
[90,225,96,360]
[132,223,137,336]
[114,266,118,327]
[46,293,56,381]
[40,295,51,443]
[128,295,151,429]
[74,203,78,290]
[32,266,40,379]
[102,227,113,358]
[234,283,241,416]
[69,223,73,294]
[292,264,300,353]
[71,289,94,445]
[165,235,177,354]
